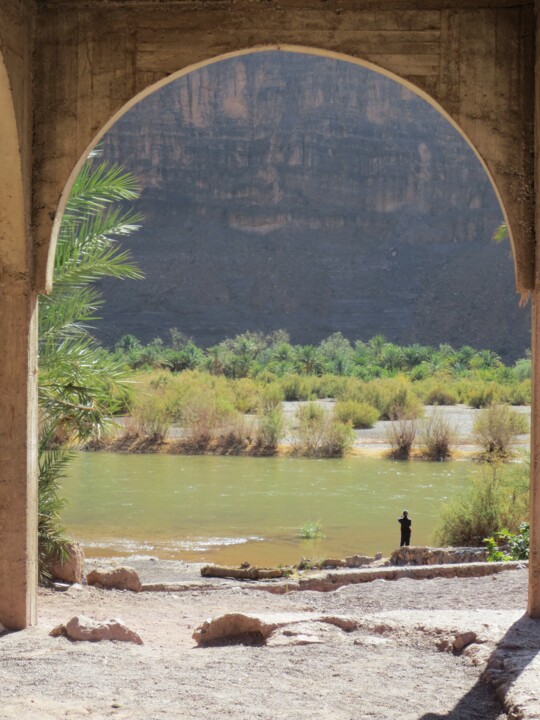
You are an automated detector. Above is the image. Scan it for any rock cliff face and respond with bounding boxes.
[99,51,529,360]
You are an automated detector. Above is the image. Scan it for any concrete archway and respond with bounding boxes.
[0,46,38,630]
[0,3,538,631]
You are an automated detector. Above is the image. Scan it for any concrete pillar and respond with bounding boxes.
[0,41,38,630]
[531,297,540,616]
[0,284,38,629]
[530,6,540,619]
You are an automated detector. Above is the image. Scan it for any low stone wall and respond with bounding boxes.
[258,560,526,594]
[390,546,488,566]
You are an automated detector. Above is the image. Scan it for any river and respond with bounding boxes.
[61,453,476,566]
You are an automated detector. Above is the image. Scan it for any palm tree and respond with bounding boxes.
[295,345,322,375]
[38,150,143,579]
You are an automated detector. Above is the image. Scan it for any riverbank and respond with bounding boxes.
[2,561,539,719]
[92,403,531,459]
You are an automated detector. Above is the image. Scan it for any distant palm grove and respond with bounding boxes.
[115,329,530,398]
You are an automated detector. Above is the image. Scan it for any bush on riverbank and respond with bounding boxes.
[436,462,529,547]
[291,403,354,458]
[385,418,417,460]
[473,404,529,460]
[255,406,285,452]
[334,400,380,429]
[418,410,457,461]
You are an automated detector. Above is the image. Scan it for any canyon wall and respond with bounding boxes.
[98,51,528,360]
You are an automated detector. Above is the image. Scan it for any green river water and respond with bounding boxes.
[61,453,476,566]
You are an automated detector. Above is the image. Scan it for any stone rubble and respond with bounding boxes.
[390,546,488,566]
[50,615,143,644]
[86,566,142,592]
[48,542,85,584]
[192,612,357,646]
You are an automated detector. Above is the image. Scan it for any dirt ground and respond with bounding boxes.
[1,561,540,720]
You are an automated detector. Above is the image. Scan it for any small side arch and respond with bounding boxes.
[41,44,523,294]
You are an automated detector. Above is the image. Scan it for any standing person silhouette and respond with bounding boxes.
[398,510,412,546]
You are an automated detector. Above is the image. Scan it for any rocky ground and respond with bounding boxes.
[1,560,540,720]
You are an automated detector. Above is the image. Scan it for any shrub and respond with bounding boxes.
[299,520,324,539]
[232,378,260,414]
[334,400,380,429]
[319,420,355,457]
[436,463,528,547]
[260,383,285,413]
[365,378,423,420]
[292,403,354,458]
[416,379,459,406]
[464,382,497,409]
[484,523,530,562]
[181,394,237,448]
[280,374,313,401]
[513,358,531,382]
[506,380,531,406]
[219,416,254,451]
[385,418,417,460]
[314,374,350,399]
[131,396,172,441]
[256,406,285,450]
[419,410,457,460]
[473,404,529,460]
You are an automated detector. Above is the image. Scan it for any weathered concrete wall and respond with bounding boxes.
[0,0,38,630]
[530,4,540,620]
[33,0,535,293]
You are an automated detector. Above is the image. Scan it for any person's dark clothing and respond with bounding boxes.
[398,517,412,546]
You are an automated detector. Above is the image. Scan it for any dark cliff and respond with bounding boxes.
[98,51,529,360]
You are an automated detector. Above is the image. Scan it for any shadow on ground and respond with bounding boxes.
[421,614,540,719]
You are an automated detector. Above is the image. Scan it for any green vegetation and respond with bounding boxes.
[472,404,529,460]
[291,403,354,458]
[299,520,325,539]
[386,418,417,460]
[334,400,380,429]
[38,151,142,579]
[111,331,529,397]
[484,522,529,562]
[436,461,529,547]
[96,329,533,460]
[419,410,457,461]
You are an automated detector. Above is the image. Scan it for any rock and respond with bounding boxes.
[390,546,488,566]
[200,564,285,580]
[192,612,357,646]
[345,554,375,568]
[49,542,84,584]
[321,558,346,568]
[86,566,142,592]
[266,621,347,647]
[453,631,477,652]
[49,624,65,638]
[50,615,143,644]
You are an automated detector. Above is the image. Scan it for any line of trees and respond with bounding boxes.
[112,329,531,385]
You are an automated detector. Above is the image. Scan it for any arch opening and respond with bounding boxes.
[50,46,532,568]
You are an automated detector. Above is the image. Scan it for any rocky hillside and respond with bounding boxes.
[98,51,529,360]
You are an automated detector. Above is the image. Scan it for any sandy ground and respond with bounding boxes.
[1,561,540,720]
